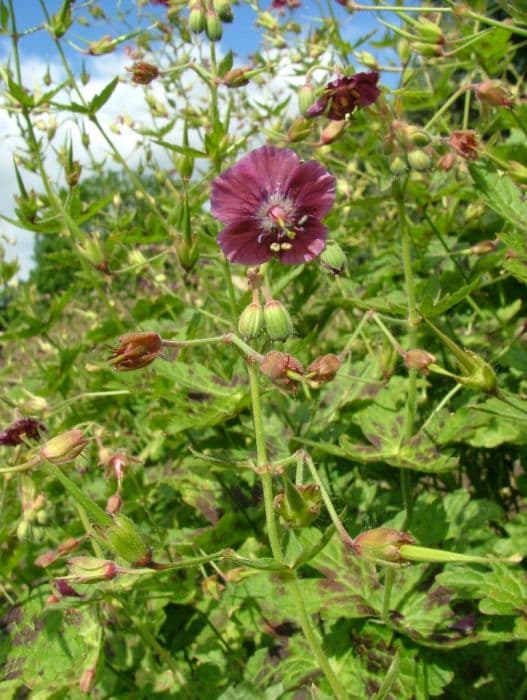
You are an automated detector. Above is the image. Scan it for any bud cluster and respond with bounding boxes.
[387,120,434,176]
[188,0,233,41]
[390,11,445,59]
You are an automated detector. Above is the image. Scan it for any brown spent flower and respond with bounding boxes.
[128,61,159,85]
[403,349,437,374]
[109,331,163,371]
[448,130,479,160]
[306,354,341,387]
[260,351,304,394]
[474,80,513,108]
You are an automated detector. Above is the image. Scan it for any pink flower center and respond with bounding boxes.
[257,194,308,254]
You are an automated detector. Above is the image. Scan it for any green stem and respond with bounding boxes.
[382,569,395,621]
[247,363,283,562]
[394,181,417,527]
[289,577,349,700]
[423,86,468,131]
[304,454,354,548]
[43,461,112,527]
[247,370,348,698]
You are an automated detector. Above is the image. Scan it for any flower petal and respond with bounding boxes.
[278,220,327,264]
[211,146,301,224]
[285,160,336,218]
[217,220,272,265]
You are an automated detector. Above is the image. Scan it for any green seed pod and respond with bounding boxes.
[408,128,432,147]
[263,299,293,341]
[94,514,151,566]
[319,240,347,276]
[213,0,233,22]
[273,476,321,528]
[205,10,223,41]
[188,3,206,33]
[238,302,264,339]
[407,149,432,172]
[389,155,408,177]
[288,117,312,143]
[412,41,441,58]
[416,17,444,44]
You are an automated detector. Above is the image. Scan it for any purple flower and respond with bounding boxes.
[0,418,47,446]
[211,146,336,265]
[307,72,380,121]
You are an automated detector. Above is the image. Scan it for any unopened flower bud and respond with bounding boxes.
[106,492,122,515]
[353,527,416,564]
[188,1,206,33]
[57,536,83,556]
[109,331,163,371]
[470,239,499,255]
[415,17,444,43]
[288,116,312,143]
[273,476,321,527]
[307,354,341,387]
[88,35,117,56]
[175,235,199,271]
[221,68,250,88]
[128,61,159,85]
[94,514,152,566]
[238,302,264,339]
[437,152,456,171]
[260,351,304,394]
[298,81,316,116]
[412,41,442,58]
[19,393,48,414]
[205,10,223,41]
[68,556,118,582]
[35,550,59,567]
[318,120,347,146]
[397,38,411,62]
[404,348,436,373]
[263,299,293,341]
[213,0,233,22]
[40,429,88,465]
[475,79,513,108]
[407,149,432,172]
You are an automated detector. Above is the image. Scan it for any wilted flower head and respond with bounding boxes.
[128,61,159,85]
[474,79,513,108]
[211,146,335,265]
[260,351,304,393]
[306,72,380,120]
[448,130,479,160]
[0,417,46,446]
[272,0,301,8]
[109,331,163,371]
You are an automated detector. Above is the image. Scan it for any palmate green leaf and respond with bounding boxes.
[0,588,101,691]
[469,161,527,233]
[437,564,527,627]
